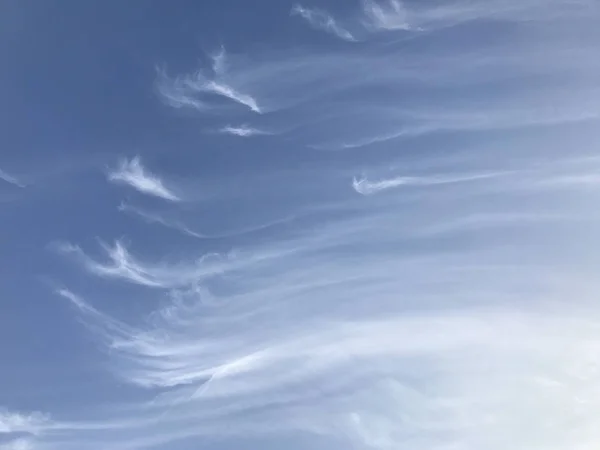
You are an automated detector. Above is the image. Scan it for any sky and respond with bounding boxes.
[1,0,600,449]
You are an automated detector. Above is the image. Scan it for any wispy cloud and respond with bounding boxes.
[119,201,298,241]
[0,439,34,450]
[155,73,207,111]
[10,1,600,449]
[0,410,50,436]
[55,239,278,289]
[0,168,25,188]
[211,46,227,77]
[48,222,600,448]
[40,146,600,448]
[118,202,203,239]
[107,157,180,202]
[202,81,261,113]
[362,0,411,31]
[156,48,262,114]
[360,0,590,34]
[155,0,599,146]
[55,241,174,288]
[291,4,356,41]
[352,172,505,195]
[218,125,268,137]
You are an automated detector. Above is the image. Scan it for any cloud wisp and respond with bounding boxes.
[156,49,262,114]
[54,238,295,290]
[47,189,600,448]
[352,171,506,195]
[9,1,600,449]
[218,125,269,137]
[0,411,50,436]
[107,157,180,202]
[118,202,203,239]
[0,168,25,188]
[155,0,599,150]
[362,0,412,31]
[55,240,190,288]
[291,4,357,42]
[41,138,600,449]
[0,410,53,450]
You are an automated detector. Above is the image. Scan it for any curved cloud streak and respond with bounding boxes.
[291,4,356,41]
[5,0,600,449]
[352,172,505,195]
[219,125,268,137]
[362,0,411,31]
[107,157,180,202]
[0,168,25,188]
[0,411,50,436]
[156,49,261,114]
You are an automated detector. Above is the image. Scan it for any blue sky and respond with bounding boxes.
[2,0,600,449]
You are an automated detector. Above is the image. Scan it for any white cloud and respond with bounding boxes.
[18,1,600,449]
[202,81,261,113]
[107,156,180,202]
[118,202,203,239]
[218,125,268,137]
[211,46,227,76]
[360,0,592,34]
[0,439,34,450]
[156,48,261,114]
[0,168,25,188]
[154,0,599,147]
[0,410,50,436]
[50,245,600,448]
[352,172,504,195]
[362,0,412,31]
[55,239,289,290]
[291,4,356,41]
[56,241,169,288]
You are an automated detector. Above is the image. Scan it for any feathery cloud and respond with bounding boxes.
[118,202,203,239]
[0,439,34,450]
[0,410,50,436]
[0,169,25,188]
[211,46,227,77]
[362,0,411,31]
[218,125,268,137]
[11,1,600,449]
[107,157,180,202]
[352,172,504,195]
[291,4,356,41]
[156,48,261,114]
[201,81,261,113]
[55,239,280,289]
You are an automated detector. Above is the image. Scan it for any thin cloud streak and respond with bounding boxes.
[362,0,412,31]
[55,241,176,288]
[55,239,296,290]
[12,1,600,449]
[40,141,600,447]
[0,168,25,188]
[157,48,261,114]
[46,207,600,448]
[202,81,261,113]
[0,410,50,436]
[118,202,203,239]
[107,157,180,202]
[218,125,268,137]
[157,0,599,147]
[0,439,34,450]
[291,4,357,41]
[352,172,505,195]
[119,202,299,241]
[361,0,594,34]
[211,46,227,76]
